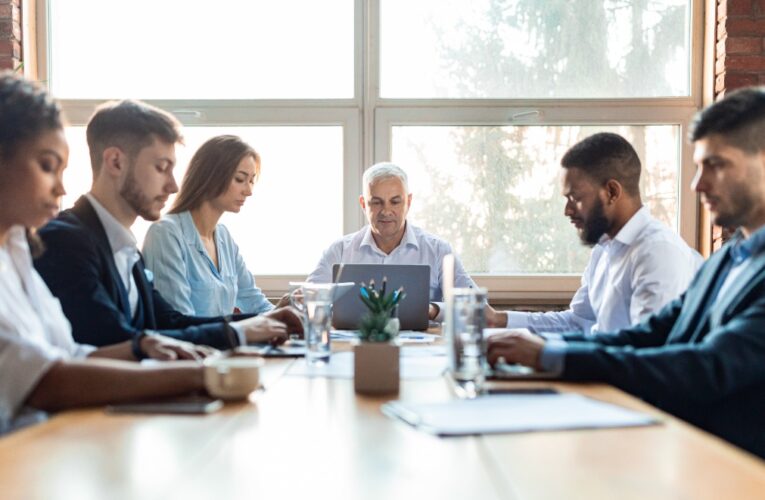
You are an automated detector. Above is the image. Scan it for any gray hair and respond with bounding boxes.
[362,162,409,194]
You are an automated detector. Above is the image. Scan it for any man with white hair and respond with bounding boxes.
[307,162,476,320]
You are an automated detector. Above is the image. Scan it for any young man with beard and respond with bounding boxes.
[487,88,765,459]
[486,132,702,333]
[34,100,301,350]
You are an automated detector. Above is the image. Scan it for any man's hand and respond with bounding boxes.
[234,316,289,345]
[264,307,304,336]
[428,303,439,320]
[274,293,291,309]
[141,334,218,361]
[234,307,304,345]
[486,330,546,370]
[485,305,508,328]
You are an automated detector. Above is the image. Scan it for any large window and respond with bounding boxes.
[40,0,702,298]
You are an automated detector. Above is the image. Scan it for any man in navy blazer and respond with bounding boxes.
[35,100,300,351]
[488,87,765,459]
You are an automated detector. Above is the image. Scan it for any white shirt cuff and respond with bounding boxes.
[228,322,247,346]
[505,311,530,329]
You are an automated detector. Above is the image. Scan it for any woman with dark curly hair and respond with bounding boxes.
[0,72,213,433]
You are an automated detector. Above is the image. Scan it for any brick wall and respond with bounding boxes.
[715,0,765,97]
[0,0,20,71]
[712,1,765,249]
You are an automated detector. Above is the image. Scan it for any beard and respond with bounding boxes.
[120,164,161,221]
[579,198,610,247]
[713,180,760,229]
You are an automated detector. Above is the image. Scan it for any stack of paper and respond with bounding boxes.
[382,394,658,435]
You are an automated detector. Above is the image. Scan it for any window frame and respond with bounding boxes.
[34,0,704,301]
[370,0,704,299]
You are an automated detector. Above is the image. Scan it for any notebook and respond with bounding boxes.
[331,264,430,331]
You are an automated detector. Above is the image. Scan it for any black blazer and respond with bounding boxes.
[560,239,765,459]
[35,196,247,350]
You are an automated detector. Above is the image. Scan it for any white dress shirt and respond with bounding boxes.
[85,194,140,318]
[0,226,95,433]
[307,223,477,320]
[507,207,703,334]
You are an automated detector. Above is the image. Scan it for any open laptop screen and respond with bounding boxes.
[331,264,430,331]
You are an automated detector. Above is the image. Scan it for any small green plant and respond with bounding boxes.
[358,278,405,342]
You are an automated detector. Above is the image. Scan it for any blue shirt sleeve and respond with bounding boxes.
[142,220,197,316]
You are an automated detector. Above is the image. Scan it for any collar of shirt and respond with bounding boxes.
[85,193,138,257]
[729,225,765,264]
[176,211,207,253]
[3,226,31,273]
[359,222,419,255]
[596,206,651,252]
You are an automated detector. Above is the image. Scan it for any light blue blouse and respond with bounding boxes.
[142,211,274,317]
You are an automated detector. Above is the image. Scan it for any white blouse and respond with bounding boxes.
[0,226,94,433]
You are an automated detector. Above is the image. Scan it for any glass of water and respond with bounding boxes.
[446,287,488,397]
[290,283,335,365]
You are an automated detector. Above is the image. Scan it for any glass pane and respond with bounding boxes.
[381,0,691,98]
[49,0,354,99]
[392,125,680,274]
[63,126,344,275]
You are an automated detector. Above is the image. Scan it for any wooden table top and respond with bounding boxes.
[1,349,764,500]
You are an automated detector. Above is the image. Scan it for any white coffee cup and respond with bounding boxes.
[203,356,264,400]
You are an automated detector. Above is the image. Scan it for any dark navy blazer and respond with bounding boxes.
[35,196,247,350]
[560,239,765,459]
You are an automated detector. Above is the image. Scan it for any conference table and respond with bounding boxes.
[1,342,765,500]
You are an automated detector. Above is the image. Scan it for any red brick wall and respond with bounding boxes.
[0,0,20,71]
[715,1,765,98]
[712,1,765,249]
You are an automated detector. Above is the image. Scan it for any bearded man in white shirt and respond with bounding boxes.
[307,162,476,321]
[486,132,703,334]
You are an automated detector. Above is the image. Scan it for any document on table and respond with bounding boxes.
[330,330,439,344]
[286,351,447,379]
[382,393,659,436]
[483,327,531,337]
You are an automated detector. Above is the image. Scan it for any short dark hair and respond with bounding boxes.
[170,135,260,214]
[690,86,765,153]
[0,71,62,162]
[86,99,183,173]
[560,132,642,197]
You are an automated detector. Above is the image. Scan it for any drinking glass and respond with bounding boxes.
[445,287,488,396]
[290,283,335,365]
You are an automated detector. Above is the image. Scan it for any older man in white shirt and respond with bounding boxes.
[487,132,703,334]
[307,163,476,321]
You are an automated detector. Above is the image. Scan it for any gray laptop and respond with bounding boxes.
[331,264,430,331]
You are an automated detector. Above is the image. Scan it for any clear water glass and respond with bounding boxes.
[290,283,335,365]
[304,299,332,364]
[446,288,488,396]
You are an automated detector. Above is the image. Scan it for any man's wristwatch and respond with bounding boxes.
[429,302,440,319]
[131,330,158,360]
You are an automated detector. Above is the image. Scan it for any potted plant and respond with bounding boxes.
[353,279,405,395]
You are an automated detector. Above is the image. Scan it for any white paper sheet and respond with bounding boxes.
[483,327,531,337]
[330,331,439,344]
[382,394,658,435]
[286,351,447,379]
[400,345,447,357]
